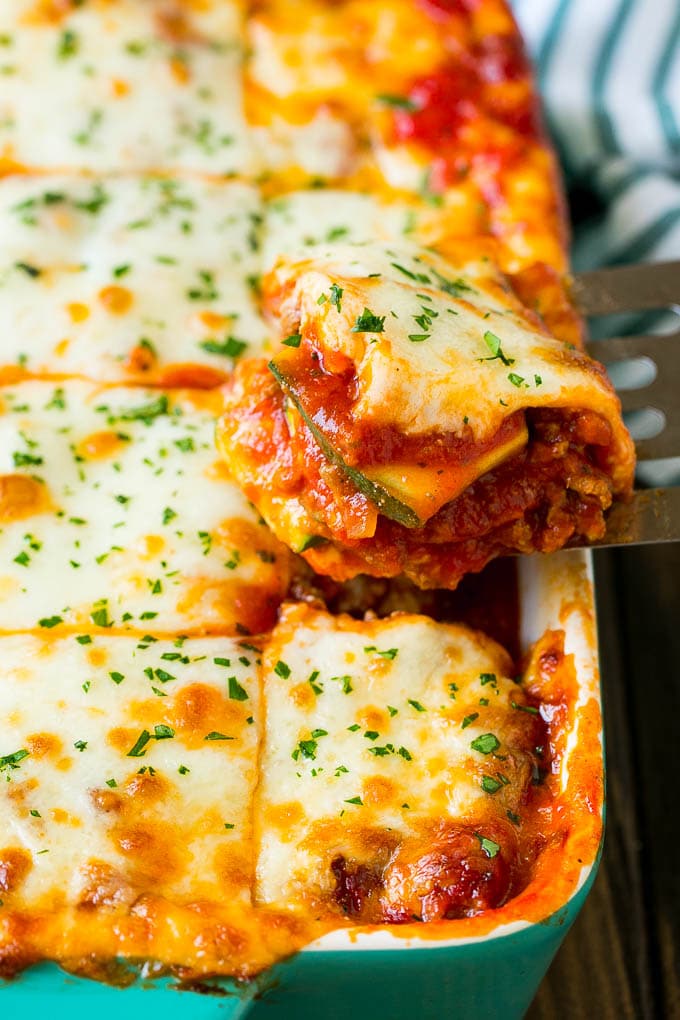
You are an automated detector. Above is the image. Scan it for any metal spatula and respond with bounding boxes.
[570,259,680,547]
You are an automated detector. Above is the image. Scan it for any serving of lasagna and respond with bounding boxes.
[0,0,626,993]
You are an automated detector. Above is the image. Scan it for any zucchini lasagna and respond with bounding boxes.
[0,0,618,990]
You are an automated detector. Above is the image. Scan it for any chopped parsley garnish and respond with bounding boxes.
[407,699,426,713]
[57,29,79,60]
[0,749,29,772]
[351,308,386,333]
[187,269,218,302]
[38,616,62,628]
[204,731,233,741]
[481,775,502,794]
[461,713,479,729]
[292,739,319,761]
[390,261,430,283]
[470,733,501,754]
[511,700,539,715]
[507,373,527,388]
[482,330,514,366]
[127,730,152,757]
[344,796,363,806]
[474,833,501,858]
[377,93,420,111]
[331,674,353,694]
[200,337,247,358]
[329,283,343,312]
[228,676,249,701]
[153,724,174,740]
[274,660,291,679]
[282,333,302,348]
[116,395,168,424]
[364,646,398,660]
[15,261,41,278]
[431,269,473,297]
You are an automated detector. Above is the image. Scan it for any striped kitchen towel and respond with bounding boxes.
[515,0,680,483]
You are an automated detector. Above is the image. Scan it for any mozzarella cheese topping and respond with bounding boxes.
[0,633,259,909]
[0,0,254,174]
[256,603,531,908]
[0,175,268,383]
[266,240,633,493]
[0,381,289,634]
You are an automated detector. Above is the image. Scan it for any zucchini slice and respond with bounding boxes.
[268,360,423,529]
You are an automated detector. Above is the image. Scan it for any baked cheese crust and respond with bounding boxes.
[0,381,289,635]
[0,0,254,175]
[0,175,268,384]
[256,603,541,920]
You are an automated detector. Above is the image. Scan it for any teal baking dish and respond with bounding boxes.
[0,550,605,1018]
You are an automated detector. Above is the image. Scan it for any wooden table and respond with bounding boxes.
[529,543,680,1018]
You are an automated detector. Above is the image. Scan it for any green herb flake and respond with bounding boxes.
[274,660,291,679]
[228,676,249,701]
[511,700,539,715]
[407,699,426,713]
[282,333,302,348]
[470,733,501,755]
[292,739,318,761]
[481,775,502,793]
[57,29,79,59]
[200,337,247,358]
[482,330,514,366]
[204,731,234,741]
[127,729,152,758]
[38,616,62,629]
[364,646,398,660]
[474,833,501,858]
[461,713,479,729]
[351,308,386,333]
[329,283,343,312]
[0,749,29,772]
[377,93,419,111]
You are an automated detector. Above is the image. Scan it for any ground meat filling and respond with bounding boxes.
[353,408,614,588]
[222,359,616,588]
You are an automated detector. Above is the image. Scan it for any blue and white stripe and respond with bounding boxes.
[515,0,680,271]
[514,0,680,484]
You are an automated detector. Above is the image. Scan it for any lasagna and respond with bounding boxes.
[0,606,600,979]
[218,241,634,588]
[0,0,617,990]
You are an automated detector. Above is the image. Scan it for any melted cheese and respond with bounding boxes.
[0,0,254,174]
[265,240,634,494]
[0,381,289,634]
[0,175,268,383]
[0,632,315,977]
[0,633,259,907]
[262,189,417,270]
[257,602,530,908]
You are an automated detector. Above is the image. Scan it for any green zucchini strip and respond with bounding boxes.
[268,360,423,530]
